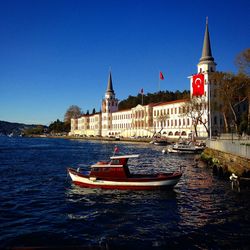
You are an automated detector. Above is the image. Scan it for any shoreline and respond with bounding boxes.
[25,134,153,144]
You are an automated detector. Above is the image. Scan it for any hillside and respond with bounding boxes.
[0,120,39,136]
[118,90,190,110]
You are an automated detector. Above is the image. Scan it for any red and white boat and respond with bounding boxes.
[68,154,182,190]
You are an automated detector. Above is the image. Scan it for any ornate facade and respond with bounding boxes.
[70,20,223,138]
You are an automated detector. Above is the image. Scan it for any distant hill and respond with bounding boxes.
[0,120,41,136]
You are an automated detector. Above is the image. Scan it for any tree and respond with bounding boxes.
[118,90,190,111]
[210,71,249,133]
[23,125,46,135]
[235,48,250,76]
[235,48,250,134]
[180,97,208,137]
[48,119,70,133]
[92,108,96,114]
[64,105,82,123]
[154,113,169,137]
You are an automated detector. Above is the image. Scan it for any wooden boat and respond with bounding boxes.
[68,154,182,190]
[152,139,169,146]
[162,141,205,154]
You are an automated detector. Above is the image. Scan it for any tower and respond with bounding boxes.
[189,18,221,137]
[101,71,118,136]
[197,17,217,74]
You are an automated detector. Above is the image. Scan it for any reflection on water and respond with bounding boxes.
[0,137,250,249]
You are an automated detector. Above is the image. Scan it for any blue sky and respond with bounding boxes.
[0,0,249,125]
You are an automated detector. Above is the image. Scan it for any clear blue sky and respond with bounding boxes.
[0,0,249,125]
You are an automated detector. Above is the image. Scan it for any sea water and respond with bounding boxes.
[0,137,250,249]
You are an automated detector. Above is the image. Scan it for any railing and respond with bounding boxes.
[207,138,250,159]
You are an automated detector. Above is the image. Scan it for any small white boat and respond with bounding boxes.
[162,141,205,154]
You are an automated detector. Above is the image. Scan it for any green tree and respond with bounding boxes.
[23,125,46,135]
[118,90,190,111]
[49,119,69,134]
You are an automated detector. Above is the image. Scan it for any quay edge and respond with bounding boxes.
[201,147,250,178]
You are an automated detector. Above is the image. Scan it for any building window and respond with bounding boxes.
[214,116,217,125]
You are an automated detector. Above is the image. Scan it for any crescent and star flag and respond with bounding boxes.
[192,74,205,96]
[160,71,164,80]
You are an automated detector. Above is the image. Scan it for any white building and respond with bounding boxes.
[70,20,222,139]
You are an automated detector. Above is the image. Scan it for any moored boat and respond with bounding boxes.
[162,141,205,154]
[68,154,182,190]
[153,139,169,146]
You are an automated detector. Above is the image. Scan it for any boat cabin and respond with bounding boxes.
[90,154,139,179]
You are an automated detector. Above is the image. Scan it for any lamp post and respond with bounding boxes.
[230,121,234,143]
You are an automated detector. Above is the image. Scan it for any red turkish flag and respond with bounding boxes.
[192,74,204,96]
[114,146,119,153]
[159,71,164,80]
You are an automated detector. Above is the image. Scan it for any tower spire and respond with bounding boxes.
[199,17,214,63]
[106,71,114,94]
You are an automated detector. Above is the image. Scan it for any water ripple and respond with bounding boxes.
[0,137,250,249]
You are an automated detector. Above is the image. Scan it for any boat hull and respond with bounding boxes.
[68,168,182,190]
[163,146,204,154]
[167,148,203,154]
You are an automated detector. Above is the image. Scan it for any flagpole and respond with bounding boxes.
[158,71,160,92]
[208,80,212,140]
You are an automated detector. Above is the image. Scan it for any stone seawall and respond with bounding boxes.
[201,147,250,177]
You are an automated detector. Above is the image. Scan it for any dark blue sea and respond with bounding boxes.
[0,137,250,249]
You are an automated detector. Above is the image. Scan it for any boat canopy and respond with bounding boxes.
[110,154,139,160]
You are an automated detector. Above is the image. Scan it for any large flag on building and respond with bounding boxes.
[192,74,204,96]
[159,71,164,80]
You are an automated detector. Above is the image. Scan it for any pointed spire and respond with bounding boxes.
[199,17,214,63]
[106,71,114,94]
